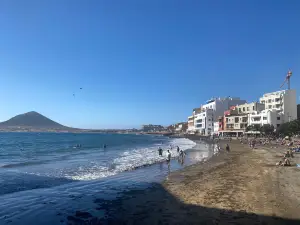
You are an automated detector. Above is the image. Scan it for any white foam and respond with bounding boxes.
[69,138,196,181]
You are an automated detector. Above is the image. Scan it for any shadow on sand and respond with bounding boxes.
[66,182,300,225]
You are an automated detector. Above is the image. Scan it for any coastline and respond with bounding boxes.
[71,139,300,225]
[0,136,206,225]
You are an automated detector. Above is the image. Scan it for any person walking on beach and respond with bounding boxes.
[226,144,230,152]
[158,147,163,156]
[166,150,171,163]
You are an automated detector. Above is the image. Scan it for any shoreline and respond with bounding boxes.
[71,139,300,224]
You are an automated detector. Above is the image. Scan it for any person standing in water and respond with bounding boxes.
[158,147,163,156]
[166,150,171,163]
[179,149,185,158]
[177,146,180,153]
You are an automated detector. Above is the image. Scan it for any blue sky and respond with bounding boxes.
[0,0,299,129]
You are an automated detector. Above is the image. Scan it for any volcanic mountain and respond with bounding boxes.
[0,111,73,130]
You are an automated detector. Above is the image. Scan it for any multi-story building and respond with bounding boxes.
[213,121,220,134]
[236,102,265,114]
[248,109,282,129]
[187,107,201,133]
[193,97,247,135]
[259,89,297,123]
[194,108,214,135]
[297,104,300,120]
[218,106,248,136]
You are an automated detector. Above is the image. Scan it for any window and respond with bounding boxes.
[239,108,241,112]
[261,101,265,104]
[277,124,280,128]
[253,106,255,110]
[268,105,272,109]
[226,118,229,122]
[196,119,202,123]
[243,107,245,111]
[268,99,272,103]
[247,107,249,111]
[235,117,239,123]
[263,117,267,120]
[277,117,280,120]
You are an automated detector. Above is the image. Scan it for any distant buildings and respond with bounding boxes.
[141,124,165,132]
[168,122,188,133]
[187,89,297,136]
[298,104,300,120]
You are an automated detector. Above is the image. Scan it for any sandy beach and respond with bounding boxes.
[65,139,300,225]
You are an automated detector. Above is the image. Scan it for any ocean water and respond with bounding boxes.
[0,133,215,225]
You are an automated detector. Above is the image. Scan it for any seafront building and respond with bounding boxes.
[186,89,297,136]
[187,108,202,132]
[259,89,297,123]
[188,97,247,135]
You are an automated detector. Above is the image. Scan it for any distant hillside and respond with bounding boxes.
[0,111,72,129]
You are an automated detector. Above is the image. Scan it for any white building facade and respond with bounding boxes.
[259,89,297,123]
[194,97,247,135]
[248,109,282,129]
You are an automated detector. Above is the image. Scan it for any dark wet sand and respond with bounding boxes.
[67,140,300,225]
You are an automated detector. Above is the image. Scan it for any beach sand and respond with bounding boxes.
[67,140,300,225]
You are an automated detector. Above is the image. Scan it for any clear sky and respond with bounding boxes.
[0,0,299,129]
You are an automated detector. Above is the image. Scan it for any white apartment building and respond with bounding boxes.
[194,109,214,135]
[259,89,297,123]
[213,121,219,134]
[194,97,247,135]
[248,109,282,129]
[187,115,195,132]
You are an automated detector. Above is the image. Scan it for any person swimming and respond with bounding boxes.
[103,144,107,149]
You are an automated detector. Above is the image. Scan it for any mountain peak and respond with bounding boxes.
[0,111,71,129]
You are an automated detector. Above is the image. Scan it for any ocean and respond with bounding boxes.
[0,133,214,225]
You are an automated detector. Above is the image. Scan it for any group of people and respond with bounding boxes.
[158,145,186,163]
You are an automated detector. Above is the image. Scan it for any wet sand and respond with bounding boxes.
[67,140,300,225]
